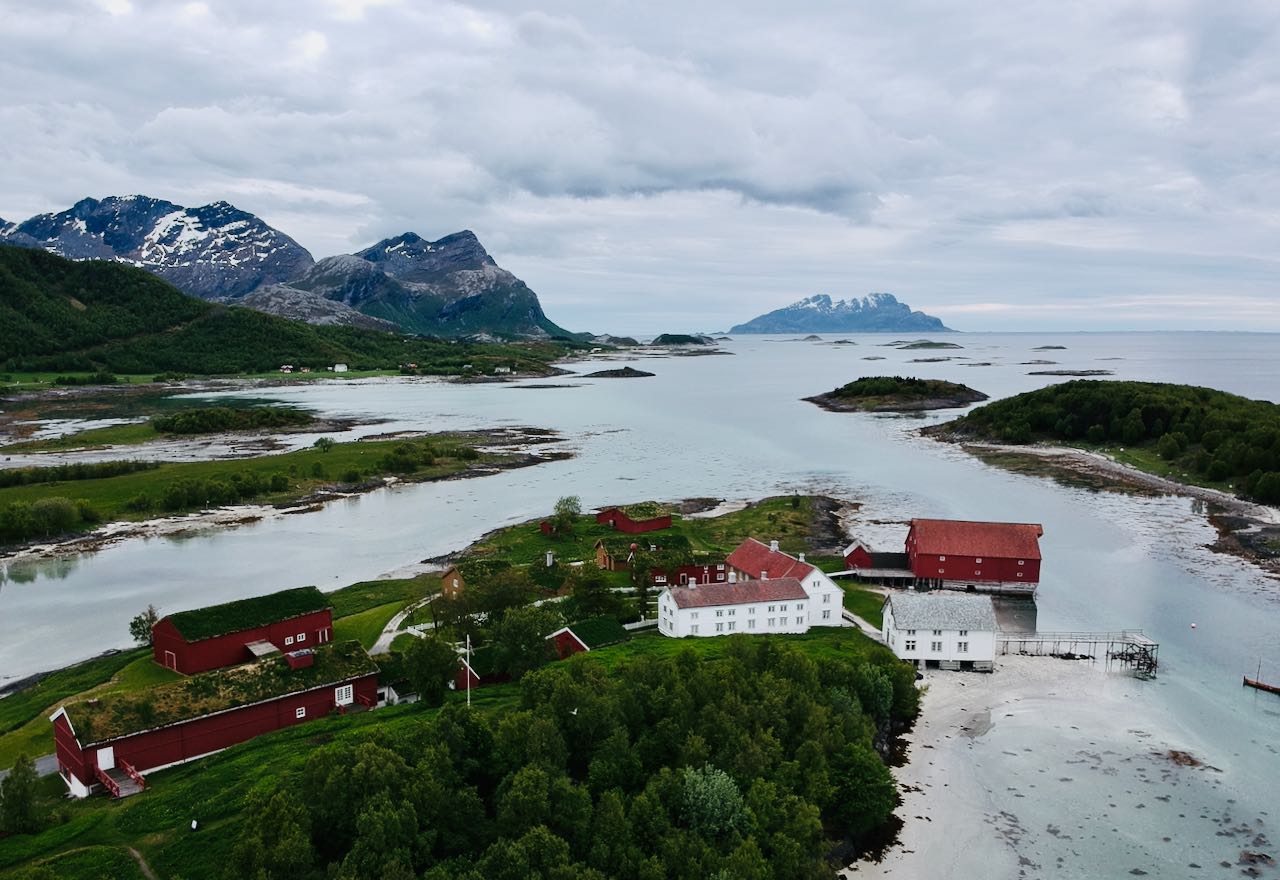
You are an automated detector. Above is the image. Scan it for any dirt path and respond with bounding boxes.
[128,848,158,880]
[370,595,436,655]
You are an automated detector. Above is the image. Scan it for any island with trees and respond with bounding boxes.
[804,376,989,413]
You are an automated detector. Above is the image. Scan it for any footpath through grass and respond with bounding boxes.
[842,586,887,629]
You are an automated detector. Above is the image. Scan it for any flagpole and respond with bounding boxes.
[466,633,472,708]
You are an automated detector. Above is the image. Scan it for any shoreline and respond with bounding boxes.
[949,441,1280,576]
[846,656,1266,879]
[0,430,571,563]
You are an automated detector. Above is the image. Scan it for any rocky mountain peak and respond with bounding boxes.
[730,292,949,333]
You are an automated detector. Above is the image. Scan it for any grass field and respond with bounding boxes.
[325,574,438,618]
[0,421,158,452]
[0,434,511,546]
[333,601,405,651]
[842,586,887,629]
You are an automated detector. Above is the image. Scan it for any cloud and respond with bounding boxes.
[1,0,1278,331]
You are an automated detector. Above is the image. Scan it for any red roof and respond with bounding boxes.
[726,539,815,581]
[908,519,1043,560]
[668,577,809,609]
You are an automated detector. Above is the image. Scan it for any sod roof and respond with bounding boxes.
[63,640,377,745]
[566,617,628,649]
[165,586,330,641]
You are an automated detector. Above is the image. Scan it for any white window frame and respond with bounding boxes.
[959,630,968,637]
[748,619,756,629]
[295,707,306,719]
[905,640,916,651]
[958,642,969,653]
[284,635,294,646]
[823,594,831,603]
[296,632,306,643]
[691,625,699,634]
[931,641,942,652]
[822,610,831,620]
[335,684,354,706]
[767,617,776,627]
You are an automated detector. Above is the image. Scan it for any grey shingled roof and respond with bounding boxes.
[886,592,998,632]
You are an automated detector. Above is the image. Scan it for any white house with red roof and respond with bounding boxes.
[657,578,815,637]
[725,538,844,628]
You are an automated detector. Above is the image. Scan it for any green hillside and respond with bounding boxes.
[0,246,580,375]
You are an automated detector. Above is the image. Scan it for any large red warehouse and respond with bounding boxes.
[905,518,1043,594]
[152,586,334,674]
[51,640,378,798]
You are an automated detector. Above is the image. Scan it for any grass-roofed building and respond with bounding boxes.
[51,640,378,798]
[547,617,630,659]
[152,586,333,674]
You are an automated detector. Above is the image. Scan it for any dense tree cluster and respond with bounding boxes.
[231,638,916,880]
[152,406,313,434]
[0,460,159,488]
[948,380,1280,502]
[0,498,100,543]
[829,375,974,399]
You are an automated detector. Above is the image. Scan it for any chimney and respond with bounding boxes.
[797,552,806,563]
[770,540,779,552]
[728,570,737,584]
[546,550,554,567]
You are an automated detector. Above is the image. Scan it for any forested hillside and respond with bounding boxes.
[937,380,1280,502]
[0,247,578,375]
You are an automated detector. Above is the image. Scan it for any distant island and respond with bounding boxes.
[583,366,655,378]
[804,376,988,412]
[730,293,950,333]
[650,333,713,346]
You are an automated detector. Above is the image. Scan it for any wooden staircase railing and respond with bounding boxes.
[94,765,121,798]
[119,759,146,791]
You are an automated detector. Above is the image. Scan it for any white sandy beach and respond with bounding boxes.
[846,656,1275,880]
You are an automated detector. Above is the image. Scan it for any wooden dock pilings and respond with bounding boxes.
[997,630,1159,677]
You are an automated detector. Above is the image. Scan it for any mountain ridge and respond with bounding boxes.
[730,293,951,333]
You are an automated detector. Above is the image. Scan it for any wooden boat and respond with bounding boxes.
[1243,676,1280,695]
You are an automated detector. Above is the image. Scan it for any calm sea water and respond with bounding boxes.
[2,331,1278,877]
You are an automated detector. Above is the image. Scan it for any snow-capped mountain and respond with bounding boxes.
[254,230,571,338]
[0,196,314,299]
[729,293,950,333]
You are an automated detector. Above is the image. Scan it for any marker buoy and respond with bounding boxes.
[1190,623,1197,629]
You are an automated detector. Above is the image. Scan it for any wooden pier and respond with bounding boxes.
[998,630,1159,677]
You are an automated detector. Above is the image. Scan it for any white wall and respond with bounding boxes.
[800,569,844,628]
[657,590,810,638]
[883,603,997,664]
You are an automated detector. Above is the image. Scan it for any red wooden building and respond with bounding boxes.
[726,538,816,583]
[596,507,673,534]
[151,586,333,675]
[50,641,378,798]
[546,617,629,659]
[650,563,729,588]
[905,518,1043,594]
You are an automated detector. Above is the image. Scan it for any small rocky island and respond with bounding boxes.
[583,366,655,378]
[804,375,989,412]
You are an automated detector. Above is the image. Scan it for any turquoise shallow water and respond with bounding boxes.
[1,331,1278,877]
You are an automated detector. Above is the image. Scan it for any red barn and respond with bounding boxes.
[152,586,333,675]
[596,507,673,534]
[546,617,629,659]
[50,641,377,798]
[906,518,1043,594]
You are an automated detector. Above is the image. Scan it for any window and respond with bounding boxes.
[767,618,776,627]
[727,609,735,617]
[822,610,831,620]
[975,570,981,576]
[691,611,699,619]
[691,625,699,634]
[748,619,756,629]
[1018,560,1025,566]
[906,629,916,636]
[796,616,805,625]
[823,594,831,603]
[335,684,354,706]
[931,641,942,652]
[932,630,942,636]
[728,622,736,631]
[1017,572,1024,578]
[296,632,306,643]
[939,555,946,561]
[958,642,969,653]
[295,707,306,719]
[716,622,725,632]
[768,605,776,613]
[780,604,788,611]
[716,610,724,618]
[959,630,968,637]
[796,604,804,611]
[938,568,945,574]
[748,606,756,615]
[905,640,916,651]
[975,558,983,564]
[284,635,294,646]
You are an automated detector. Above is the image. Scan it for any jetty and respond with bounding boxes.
[997,630,1159,678]
[1243,676,1280,695]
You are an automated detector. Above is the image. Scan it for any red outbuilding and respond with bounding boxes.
[596,507,673,534]
[545,617,629,659]
[51,641,378,798]
[151,586,333,675]
[905,518,1043,593]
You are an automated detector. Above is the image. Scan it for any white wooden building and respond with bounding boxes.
[724,538,844,628]
[883,592,998,671]
[657,577,817,638]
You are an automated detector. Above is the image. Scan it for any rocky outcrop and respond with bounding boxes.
[731,293,950,333]
[0,196,314,299]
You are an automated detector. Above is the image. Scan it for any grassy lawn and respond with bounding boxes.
[325,574,438,618]
[0,433,509,544]
[1097,444,1239,493]
[842,586,887,629]
[390,632,419,653]
[468,496,831,568]
[0,421,158,452]
[333,601,405,651]
[0,373,156,393]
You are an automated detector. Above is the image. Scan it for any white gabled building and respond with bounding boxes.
[883,592,998,671]
[725,538,844,628]
[657,578,814,638]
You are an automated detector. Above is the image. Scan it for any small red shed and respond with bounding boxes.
[51,640,378,798]
[546,617,629,659]
[151,586,333,675]
[595,507,673,534]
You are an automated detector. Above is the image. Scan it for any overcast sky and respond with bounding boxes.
[2,0,1279,333]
